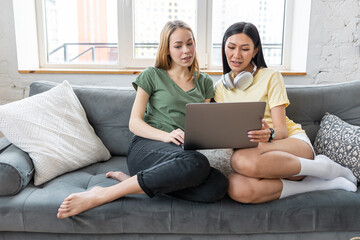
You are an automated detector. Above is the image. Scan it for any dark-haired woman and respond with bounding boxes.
[215,22,357,203]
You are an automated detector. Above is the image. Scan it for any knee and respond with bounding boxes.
[189,151,210,171]
[227,174,258,203]
[179,151,210,183]
[230,152,262,177]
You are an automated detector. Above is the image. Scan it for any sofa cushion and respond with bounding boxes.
[29,81,136,156]
[1,155,360,235]
[0,81,111,185]
[0,144,34,196]
[314,113,360,182]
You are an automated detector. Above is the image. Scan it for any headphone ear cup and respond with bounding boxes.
[222,73,235,90]
[233,72,254,91]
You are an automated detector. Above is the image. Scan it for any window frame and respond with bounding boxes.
[120,0,209,69]
[35,0,123,69]
[18,0,308,72]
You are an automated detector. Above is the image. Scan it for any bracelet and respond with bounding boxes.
[268,128,275,142]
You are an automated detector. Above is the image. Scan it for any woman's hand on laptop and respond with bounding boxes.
[248,119,272,143]
[164,128,184,145]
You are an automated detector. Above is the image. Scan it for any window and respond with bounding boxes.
[15,0,310,72]
[43,0,118,64]
[133,0,196,59]
[211,0,285,67]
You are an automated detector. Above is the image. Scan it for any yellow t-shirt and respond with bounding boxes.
[214,68,305,136]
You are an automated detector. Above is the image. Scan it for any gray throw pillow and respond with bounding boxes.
[0,143,34,195]
[314,113,360,182]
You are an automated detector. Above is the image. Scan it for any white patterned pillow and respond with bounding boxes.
[0,81,111,185]
[314,113,360,182]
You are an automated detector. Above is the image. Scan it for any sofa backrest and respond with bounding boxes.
[29,81,136,156]
[29,80,360,154]
[286,80,360,143]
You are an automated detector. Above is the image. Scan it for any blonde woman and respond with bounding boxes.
[57,20,228,219]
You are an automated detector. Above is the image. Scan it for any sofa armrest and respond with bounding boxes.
[0,141,34,196]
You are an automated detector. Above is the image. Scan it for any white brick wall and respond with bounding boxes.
[310,0,360,84]
[285,0,360,85]
[0,0,359,104]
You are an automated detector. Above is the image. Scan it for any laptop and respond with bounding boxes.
[183,101,266,150]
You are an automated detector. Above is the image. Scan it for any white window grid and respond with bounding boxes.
[34,0,292,70]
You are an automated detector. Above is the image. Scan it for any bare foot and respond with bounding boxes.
[106,171,130,181]
[57,186,104,219]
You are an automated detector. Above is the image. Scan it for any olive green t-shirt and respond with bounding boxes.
[132,67,214,132]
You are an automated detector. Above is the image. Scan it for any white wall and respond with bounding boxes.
[0,0,359,106]
[285,0,360,85]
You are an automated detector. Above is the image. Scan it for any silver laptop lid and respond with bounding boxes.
[183,101,266,150]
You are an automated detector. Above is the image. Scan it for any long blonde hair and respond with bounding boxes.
[155,20,199,80]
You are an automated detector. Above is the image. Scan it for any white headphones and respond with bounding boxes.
[222,61,257,91]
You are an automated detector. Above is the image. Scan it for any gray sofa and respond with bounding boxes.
[1,80,360,240]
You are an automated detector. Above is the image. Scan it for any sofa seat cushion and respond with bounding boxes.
[1,156,360,235]
[0,156,128,232]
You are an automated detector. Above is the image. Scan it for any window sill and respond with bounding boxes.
[18,69,306,76]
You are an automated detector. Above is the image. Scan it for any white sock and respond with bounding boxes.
[296,155,357,184]
[280,176,357,199]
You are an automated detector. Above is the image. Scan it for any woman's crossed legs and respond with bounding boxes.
[228,137,357,203]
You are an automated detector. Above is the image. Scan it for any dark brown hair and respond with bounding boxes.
[222,22,267,74]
